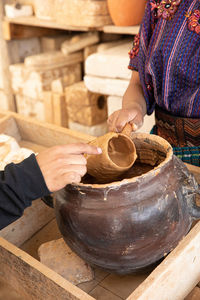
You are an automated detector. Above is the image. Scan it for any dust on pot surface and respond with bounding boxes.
[54,133,200,274]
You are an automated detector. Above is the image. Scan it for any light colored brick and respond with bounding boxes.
[38,238,94,285]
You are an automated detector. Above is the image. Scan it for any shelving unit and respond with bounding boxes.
[0,0,140,112]
[4,16,140,35]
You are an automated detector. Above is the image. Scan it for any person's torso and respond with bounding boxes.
[140,0,200,117]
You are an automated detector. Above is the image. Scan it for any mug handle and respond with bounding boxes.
[189,184,200,219]
[41,194,54,208]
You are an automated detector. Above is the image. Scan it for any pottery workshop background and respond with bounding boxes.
[0,0,154,137]
[1,1,200,300]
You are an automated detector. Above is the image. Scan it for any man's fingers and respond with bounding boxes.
[62,172,82,185]
[57,143,102,155]
[61,154,87,166]
[61,164,87,177]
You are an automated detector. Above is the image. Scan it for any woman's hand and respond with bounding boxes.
[107,106,144,133]
[36,143,102,192]
[108,71,147,133]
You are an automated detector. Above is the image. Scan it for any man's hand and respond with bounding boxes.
[36,143,102,192]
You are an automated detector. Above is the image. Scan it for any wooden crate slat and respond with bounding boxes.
[0,237,95,300]
[127,220,200,300]
[0,113,93,149]
[0,115,22,142]
[3,20,65,40]
[0,199,55,247]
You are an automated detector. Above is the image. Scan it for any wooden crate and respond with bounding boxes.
[0,112,93,247]
[0,112,92,151]
[0,113,200,299]
[0,110,9,119]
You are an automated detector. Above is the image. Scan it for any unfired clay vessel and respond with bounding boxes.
[86,123,137,183]
[47,133,200,274]
[107,0,146,26]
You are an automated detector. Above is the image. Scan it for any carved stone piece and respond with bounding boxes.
[38,238,94,285]
[65,81,107,126]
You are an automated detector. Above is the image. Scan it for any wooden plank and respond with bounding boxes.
[127,221,200,300]
[0,2,15,111]
[4,16,91,32]
[4,16,140,35]
[52,92,68,127]
[185,287,200,300]
[0,110,9,118]
[43,91,54,123]
[3,20,64,40]
[0,199,55,247]
[102,25,140,35]
[0,113,93,147]
[0,237,95,300]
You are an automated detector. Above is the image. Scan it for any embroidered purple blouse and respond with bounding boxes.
[128,0,200,117]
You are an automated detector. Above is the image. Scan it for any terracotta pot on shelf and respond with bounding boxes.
[47,133,200,275]
[107,0,146,26]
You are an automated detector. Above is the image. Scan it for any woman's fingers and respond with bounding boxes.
[107,108,144,133]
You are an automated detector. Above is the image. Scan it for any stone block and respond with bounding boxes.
[7,37,41,64]
[52,92,68,127]
[41,35,71,52]
[10,63,81,99]
[43,91,53,123]
[84,75,129,97]
[0,90,9,110]
[55,0,112,27]
[61,32,100,55]
[83,44,98,61]
[35,0,56,20]
[65,81,107,126]
[16,94,45,121]
[5,4,33,18]
[24,50,83,69]
[68,120,108,137]
[85,41,132,80]
[38,238,94,285]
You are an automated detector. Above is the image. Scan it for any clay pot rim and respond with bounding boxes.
[80,133,173,189]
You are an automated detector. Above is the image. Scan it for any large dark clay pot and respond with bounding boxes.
[53,133,200,274]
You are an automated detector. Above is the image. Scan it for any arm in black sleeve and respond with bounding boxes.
[0,153,50,230]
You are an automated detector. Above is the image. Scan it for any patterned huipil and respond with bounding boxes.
[128,0,200,118]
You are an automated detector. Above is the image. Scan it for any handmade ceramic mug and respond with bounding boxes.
[85,123,137,183]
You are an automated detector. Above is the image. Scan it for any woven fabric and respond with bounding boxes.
[155,106,200,147]
[128,0,200,118]
[150,123,200,166]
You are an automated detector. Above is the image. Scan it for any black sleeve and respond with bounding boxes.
[0,153,50,230]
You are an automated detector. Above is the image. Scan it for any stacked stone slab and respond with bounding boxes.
[9,51,83,122]
[0,37,41,111]
[34,0,112,27]
[84,41,155,133]
[65,81,108,136]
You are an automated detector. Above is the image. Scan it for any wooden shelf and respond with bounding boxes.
[4,16,140,35]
